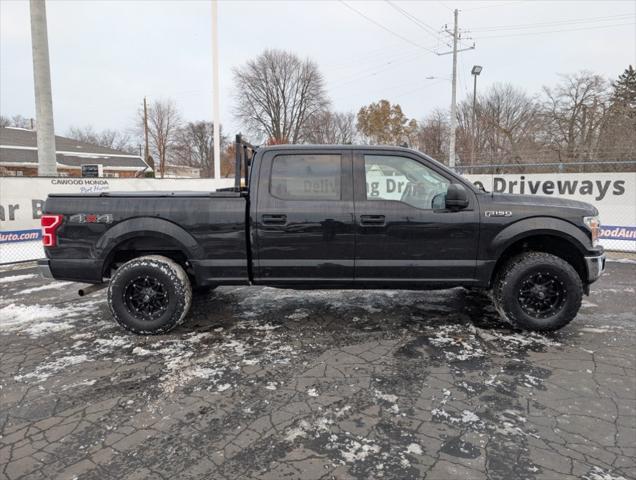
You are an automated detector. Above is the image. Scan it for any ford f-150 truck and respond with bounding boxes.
[38,136,605,334]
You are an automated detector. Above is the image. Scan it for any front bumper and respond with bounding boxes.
[584,254,606,283]
[37,259,53,279]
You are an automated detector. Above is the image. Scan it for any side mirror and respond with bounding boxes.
[445,184,469,210]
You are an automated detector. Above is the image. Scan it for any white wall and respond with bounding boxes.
[0,177,234,263]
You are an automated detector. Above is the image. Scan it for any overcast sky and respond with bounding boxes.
[1,0,634,142]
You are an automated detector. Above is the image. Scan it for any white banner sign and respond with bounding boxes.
[1,172,634,262]
[463,172,636,251]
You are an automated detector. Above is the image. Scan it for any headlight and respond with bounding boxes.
[584,216,601,246]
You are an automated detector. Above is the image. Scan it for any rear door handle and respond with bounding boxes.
[360,214,386,226]
[262,214,287,225]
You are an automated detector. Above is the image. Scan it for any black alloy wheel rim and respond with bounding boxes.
[517,271,566,319]
[124,276,169,320]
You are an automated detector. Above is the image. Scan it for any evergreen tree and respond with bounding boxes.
[598,66,636,164]
[610,65,636,113]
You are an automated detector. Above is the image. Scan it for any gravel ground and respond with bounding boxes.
[0,260,635,480]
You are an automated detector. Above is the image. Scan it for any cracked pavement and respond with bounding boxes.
[0,261,635,480]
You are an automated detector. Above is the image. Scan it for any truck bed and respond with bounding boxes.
[43,193,249,284]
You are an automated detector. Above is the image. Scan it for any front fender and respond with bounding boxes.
[488,217,591,259]
[95,217,205,264]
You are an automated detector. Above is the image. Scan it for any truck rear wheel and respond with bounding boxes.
[107,255,192,335]
[493,252,582,331]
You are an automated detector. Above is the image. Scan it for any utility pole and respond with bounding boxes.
[143,97,152,174]
[449,9,458,169]
[29,0,57,176]
[437,9,475,170]
[212,0,221,180]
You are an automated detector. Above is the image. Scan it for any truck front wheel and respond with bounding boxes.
[107,255,192,334]
[493,252,582,331]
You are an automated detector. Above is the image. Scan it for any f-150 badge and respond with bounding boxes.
[485,211,512,217]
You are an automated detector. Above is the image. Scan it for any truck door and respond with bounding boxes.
[353,150,479,286]
[253,148,354,285]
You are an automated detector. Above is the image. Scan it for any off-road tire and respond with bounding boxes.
[493,252,582,331]
[108,255,192,334]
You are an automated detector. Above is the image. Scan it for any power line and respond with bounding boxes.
[474,21,635,39]
[328,50,429,88]
[462,1,525,11]
[338,0,437,53]
[471,13,635,32]
[437,1,452,12]
[384,0,441,40]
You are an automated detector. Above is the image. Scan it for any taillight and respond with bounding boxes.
[41,214,63,247]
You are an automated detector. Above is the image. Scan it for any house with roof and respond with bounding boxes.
[0,127,151,177]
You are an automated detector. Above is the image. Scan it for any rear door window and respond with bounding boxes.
[270,154,342,200]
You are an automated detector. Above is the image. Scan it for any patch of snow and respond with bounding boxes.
[14,354,91,382]
[287,309,309,320]
[265,382,278,390]
[461,410,480,423]
[23,321,73,337]
[0,274,37,284]
[94,336,133,350]
[0,304,67,330]
[583,466,628,480]
[580,327,610,333]
[406,443,422,455]
[606,258,636,265]
[307,388,319,397]
[217,383,231,392]
[340,440,381,463]
[375,390,398,403]
[19,281,72,295]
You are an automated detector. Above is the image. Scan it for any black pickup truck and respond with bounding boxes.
[39,136,605,334]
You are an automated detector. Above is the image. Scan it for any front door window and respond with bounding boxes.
[364,155,450,209]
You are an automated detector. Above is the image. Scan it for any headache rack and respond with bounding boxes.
[233,134,256,192]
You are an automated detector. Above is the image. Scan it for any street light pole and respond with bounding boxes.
[212,0,221,180]
[470,65,482,168]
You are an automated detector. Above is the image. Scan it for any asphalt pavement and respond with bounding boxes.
[1,260,634,480]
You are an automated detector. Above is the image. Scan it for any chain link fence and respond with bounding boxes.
[1,162,635,264]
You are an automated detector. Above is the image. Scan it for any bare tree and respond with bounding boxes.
[456,83,540,166]
[66,126,133,153]
[11,115,32,129]
[541,72,608,162]
[413,109,449,160]
[0,115,32,129]
[137,99,181,178]
[233,49,329,144]
[302,110,357,144]
[173,121,226,177]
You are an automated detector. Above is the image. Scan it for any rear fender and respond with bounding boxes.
[96,217,204,270]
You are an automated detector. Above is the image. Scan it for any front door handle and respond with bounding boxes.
[360,214,386,226]
[262,214,287,225]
